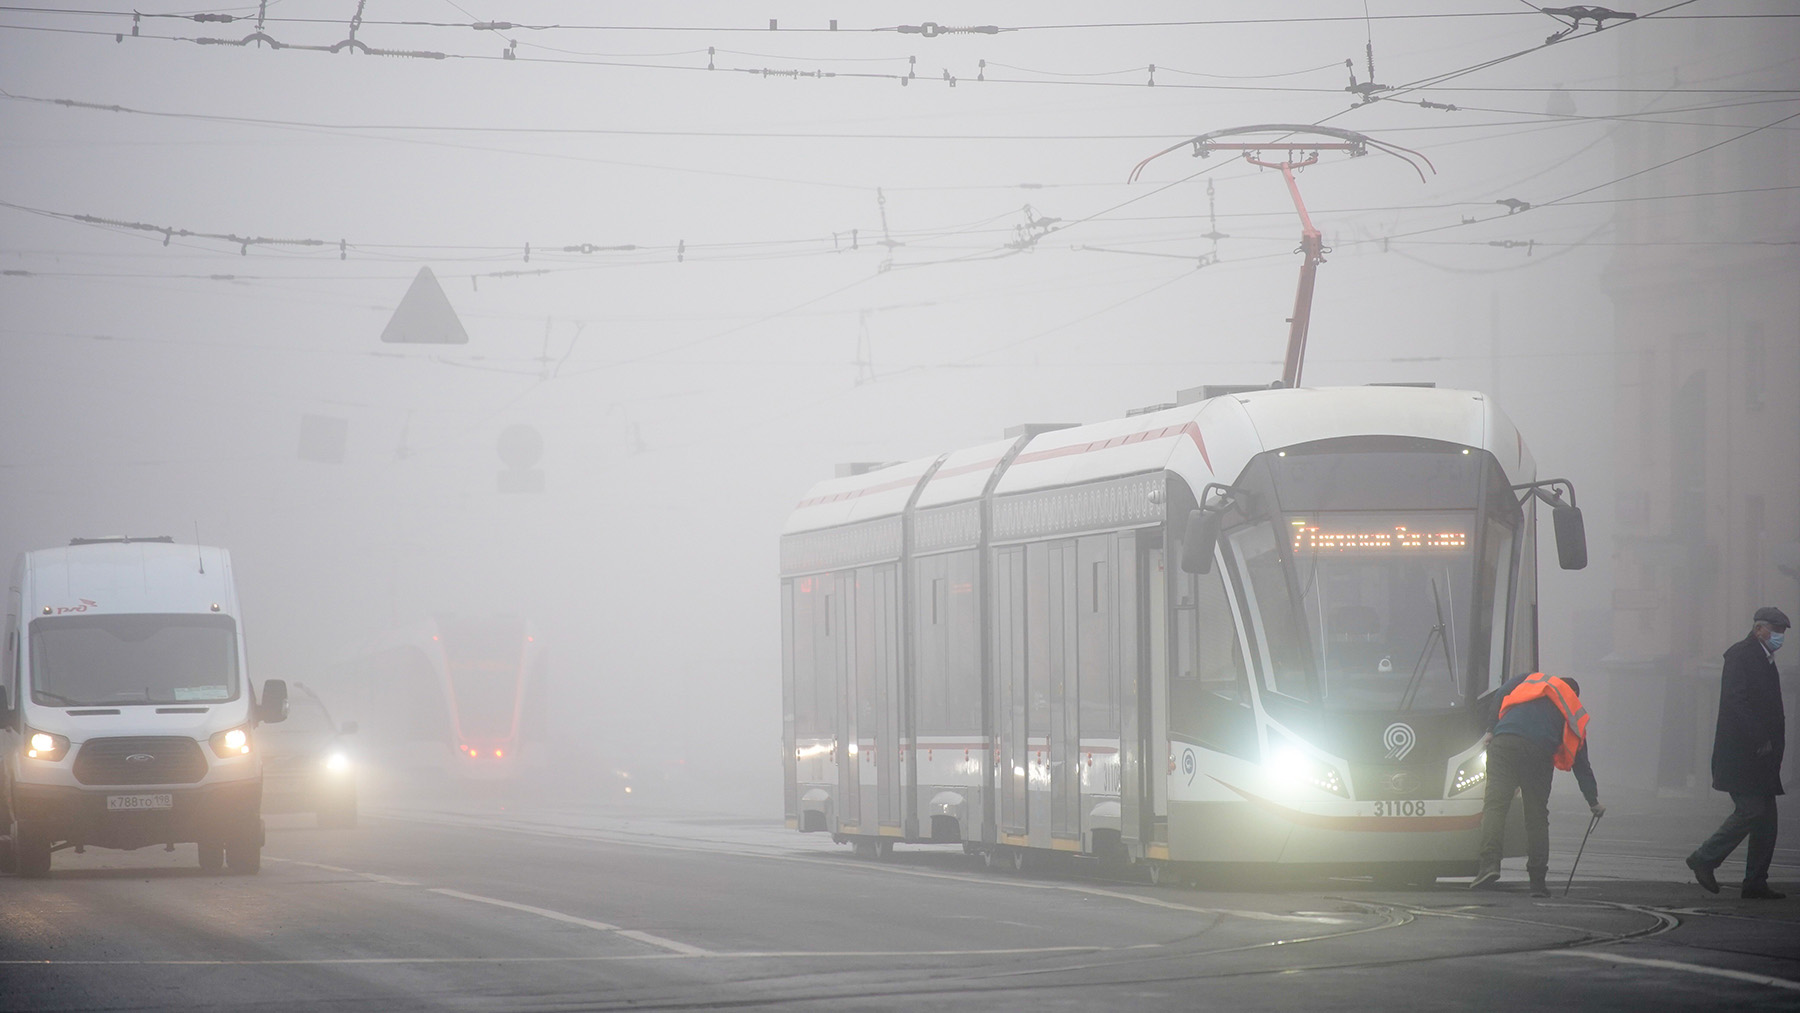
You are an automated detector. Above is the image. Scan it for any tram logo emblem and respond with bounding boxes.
[1382,723,1417,761]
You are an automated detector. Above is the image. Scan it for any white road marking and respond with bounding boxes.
[1547,950,1800,991]
[429,888,708,956]
[378,811,1350,925]
[264,857,416,886]
[261,856,706,956]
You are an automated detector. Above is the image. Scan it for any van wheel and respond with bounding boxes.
[225,819,263,875]
[198,840,225,874]
[226,837,261,874]
[13,822,52,878]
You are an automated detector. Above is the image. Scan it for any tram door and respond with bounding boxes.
[846,565,901,836]
[1047,540,1081,846]
[870,565,902,834]
[993,546,1028,841]
[1140,540,1171,852]
[831,571,859,833]
[1115,531,1145,853]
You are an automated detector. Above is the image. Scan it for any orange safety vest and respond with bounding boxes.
[1498,672,1590,770]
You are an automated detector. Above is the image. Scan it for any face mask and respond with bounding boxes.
[1770,631,1785,652]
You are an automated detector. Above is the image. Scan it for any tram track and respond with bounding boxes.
[511,899,1665,1011]
[350,808,1800,1009]
[544,892,1786,1011]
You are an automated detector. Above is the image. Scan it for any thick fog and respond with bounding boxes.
[3,2,1795,813]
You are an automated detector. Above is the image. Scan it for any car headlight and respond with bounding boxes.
[25,728,70,762]
[209,725,252,759]
[1450,749,1487,797]
[324,751,352,774]
[1268,743,1350,798]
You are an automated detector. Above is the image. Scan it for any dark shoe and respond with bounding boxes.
[1687,856,1721,895]
[1470,867,1501,890]
[1529,875,1551,898]
[1742,885,1787,900]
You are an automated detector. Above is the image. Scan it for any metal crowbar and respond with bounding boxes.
[1563,811,1602,897]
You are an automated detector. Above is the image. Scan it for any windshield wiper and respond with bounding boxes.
[34,690,81,707]
[1398,577,1458,712]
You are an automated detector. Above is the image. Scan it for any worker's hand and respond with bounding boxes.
[1589,802,1606,818]
[1756,741,1774,757]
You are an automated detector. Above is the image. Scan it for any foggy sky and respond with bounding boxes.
[4,1,1794,812]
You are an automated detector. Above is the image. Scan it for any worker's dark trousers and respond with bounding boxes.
[1478,733,1556,878]
[1690,793,1779,888]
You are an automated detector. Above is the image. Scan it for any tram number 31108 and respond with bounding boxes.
[1372,800,1430,817]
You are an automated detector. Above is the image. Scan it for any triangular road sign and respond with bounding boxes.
[381,266,469,344]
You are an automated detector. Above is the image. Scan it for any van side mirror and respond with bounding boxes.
[259,679,290,724]
[1552,504,1587,570]
[338,720,359,735]
[1180,509,1221,575]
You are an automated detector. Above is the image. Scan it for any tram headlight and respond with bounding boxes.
[1450,750,1488,797]
[1267,744,1350,798]
[323,751,352,774]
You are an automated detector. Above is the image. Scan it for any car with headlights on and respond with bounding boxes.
[259,683,357,828]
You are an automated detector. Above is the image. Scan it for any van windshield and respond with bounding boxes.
[29,613,240,706]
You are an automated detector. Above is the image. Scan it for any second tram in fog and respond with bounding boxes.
[780,383,1585,881]
[340,614,551,783]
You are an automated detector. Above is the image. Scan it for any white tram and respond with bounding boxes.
[779,384,1587,881]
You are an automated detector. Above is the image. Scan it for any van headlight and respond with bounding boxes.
[25,728,70,762]
[209,726,252,758]
[1267,743,1350,798]
[1450,750,1487,797]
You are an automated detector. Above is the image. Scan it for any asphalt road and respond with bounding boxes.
[4,786,1798,1012]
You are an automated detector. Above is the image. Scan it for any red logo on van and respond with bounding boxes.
[55,598,98,615]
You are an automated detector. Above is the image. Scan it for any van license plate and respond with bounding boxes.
[108,794,173,811]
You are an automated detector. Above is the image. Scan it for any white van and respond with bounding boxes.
[1,537,286,876]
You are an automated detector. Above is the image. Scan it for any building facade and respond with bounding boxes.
[1597,14,1800,792]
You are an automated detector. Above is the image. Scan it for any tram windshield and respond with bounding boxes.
[1221,441,1518,713]
[439,618,525,739]
[1285,511,1479,710]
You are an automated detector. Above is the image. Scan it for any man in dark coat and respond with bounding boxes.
[1687,606,1789,899]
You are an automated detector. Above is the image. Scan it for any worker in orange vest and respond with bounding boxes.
[1472,672,1604,897]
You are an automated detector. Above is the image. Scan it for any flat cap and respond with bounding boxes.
[1754,606,1791,629]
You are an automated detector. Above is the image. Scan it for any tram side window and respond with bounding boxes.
[1508,515,1538,686]
[1078,537,1116,737]
[916,553,980,736]
[943,552,981,735]
[796,575,838,737]
[1478,517,1515,696]
[790,577,817,734]
[1170,566,1257,759]
[854,568,880,745]
[1233,523,1312,702]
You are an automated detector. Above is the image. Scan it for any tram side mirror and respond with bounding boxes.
[258,679,290,724]
[1552,504,1588,571]
[1180,509,1222,575]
